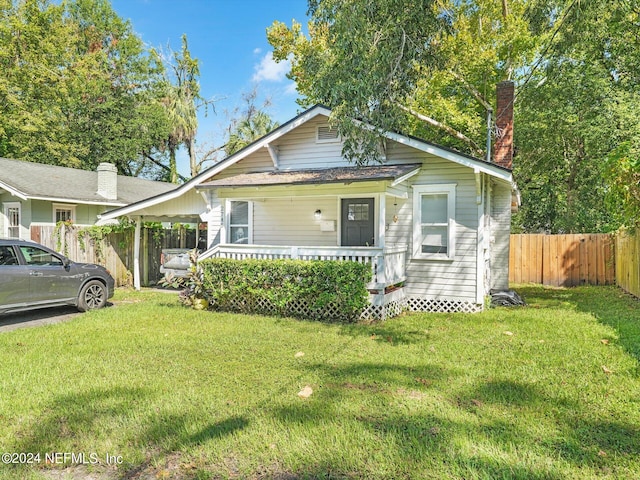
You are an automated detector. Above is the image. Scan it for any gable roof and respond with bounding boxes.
[0,158,175,206]
[98,105,513,221]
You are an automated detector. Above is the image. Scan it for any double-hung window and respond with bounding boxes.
[412,184,456,260]
[227,200,252,244]
[53,204,75,224]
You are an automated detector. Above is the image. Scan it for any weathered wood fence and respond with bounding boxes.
[509,234,615,287]
[31,225,196,287]
[615,232,640,298]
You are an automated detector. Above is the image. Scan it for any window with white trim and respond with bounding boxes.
[53,204,76,224]
[412,184,456,260]
[3,202,21,239]
[228,200,252,244]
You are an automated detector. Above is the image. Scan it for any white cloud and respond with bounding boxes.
[252,51,290,83]
[285,81,298,95]
[253,47,262,55]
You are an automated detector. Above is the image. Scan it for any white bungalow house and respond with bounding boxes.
[98,86,517,318]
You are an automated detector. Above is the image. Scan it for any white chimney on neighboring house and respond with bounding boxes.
[97,162,118,200]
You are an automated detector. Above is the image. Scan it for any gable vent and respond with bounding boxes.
[316,125,340,143]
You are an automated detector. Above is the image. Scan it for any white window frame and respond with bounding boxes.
[412,184,457,260]
[52,203,76,224]
[225,200,253,244]
[3,202,21,239]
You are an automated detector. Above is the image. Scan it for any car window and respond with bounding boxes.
[0,245,19,266]
[19,246,64,266]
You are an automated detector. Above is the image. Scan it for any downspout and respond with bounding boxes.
[486,107,493,163]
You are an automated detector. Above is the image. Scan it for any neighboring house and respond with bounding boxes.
[98,83,517,317]
[0,159,176,240]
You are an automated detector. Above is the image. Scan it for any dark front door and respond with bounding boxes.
[341,198,375,246]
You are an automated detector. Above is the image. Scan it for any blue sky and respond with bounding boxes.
[109,0,310,176]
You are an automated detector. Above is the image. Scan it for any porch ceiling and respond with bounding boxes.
[197,163,422,188]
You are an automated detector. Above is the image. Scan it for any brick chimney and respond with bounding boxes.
[97,162,118,200]
[493,81,515,169]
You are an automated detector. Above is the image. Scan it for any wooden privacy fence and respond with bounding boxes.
[31,225,196,287]
[615,232,640,298]
[509,234,615,287]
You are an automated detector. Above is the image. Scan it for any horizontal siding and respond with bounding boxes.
[253,197,339,246]
[490,180,511,290]
[400,162,479,303]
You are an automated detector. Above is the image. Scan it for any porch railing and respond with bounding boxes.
[199,244,407,291]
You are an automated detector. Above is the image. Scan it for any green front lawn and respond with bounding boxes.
[1,285,639,479]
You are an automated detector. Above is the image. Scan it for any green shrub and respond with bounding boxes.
[194,258,372,322]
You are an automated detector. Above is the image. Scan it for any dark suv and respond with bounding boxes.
[0,239,115,315]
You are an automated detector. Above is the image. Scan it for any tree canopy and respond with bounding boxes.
[0,0,170,176]
[268,0,640,232]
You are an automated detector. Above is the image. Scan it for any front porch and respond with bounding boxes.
[199,243,408,319]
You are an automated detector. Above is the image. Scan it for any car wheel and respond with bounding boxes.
[77,280,107,312]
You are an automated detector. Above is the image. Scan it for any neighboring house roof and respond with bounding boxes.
[0,158,175,206]
[200,164,422,188]
[98,104,514,222]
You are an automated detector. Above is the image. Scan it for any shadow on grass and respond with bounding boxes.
[269,363,572,478]
[459,377,639,471]
[141,412,248,449]
[10,386,248,478]
[13,386,150,455]
[337,316,442,346]
[518,285,640,363]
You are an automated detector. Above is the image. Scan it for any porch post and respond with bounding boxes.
[378,193,386,249]
[378,193,386,290]
[133,216,142,291]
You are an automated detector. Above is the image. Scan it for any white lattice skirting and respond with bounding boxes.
[405,296,483,314]
[213,294,482,322]
[360,295,483,320]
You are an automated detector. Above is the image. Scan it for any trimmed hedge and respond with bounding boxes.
[196,258,372,322]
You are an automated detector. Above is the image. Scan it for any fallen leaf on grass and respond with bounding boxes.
[598,450,607,457]
[471,398,484,407]
[600,339,610,345]
[298,385,313,399]
[503,331,514,336]
[602,365,613,374]
[294,351,305,358]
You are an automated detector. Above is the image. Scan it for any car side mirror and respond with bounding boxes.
[63,258,71,268]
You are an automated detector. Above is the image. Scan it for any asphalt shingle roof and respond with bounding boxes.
[199,163,423,188]
[0,158,176,205]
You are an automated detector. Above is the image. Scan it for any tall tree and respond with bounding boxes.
[269,0,640,233]
[0,0,170,174]
[513,0,640,232]
[224,90,279,156]
[158,35,200,182]
[154,34,221,180]
[268,0,540,163]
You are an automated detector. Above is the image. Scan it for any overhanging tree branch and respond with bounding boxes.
[396,102,483,155]
[448,70,493,112]
[143,152,188,182]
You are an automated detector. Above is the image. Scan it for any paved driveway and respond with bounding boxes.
[0,306,83,333]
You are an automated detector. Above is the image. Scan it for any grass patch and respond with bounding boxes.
[0,285,639,479]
